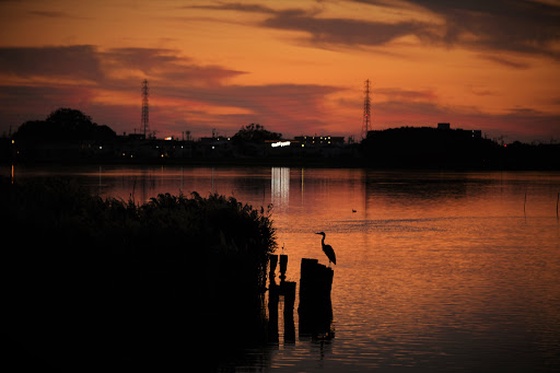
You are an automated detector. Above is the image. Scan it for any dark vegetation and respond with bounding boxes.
[3,107,558,169]
[361,126,560,170]
[3,177,277,370]
[14,108,116,143]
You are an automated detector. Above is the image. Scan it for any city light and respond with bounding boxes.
[271,141,291,148]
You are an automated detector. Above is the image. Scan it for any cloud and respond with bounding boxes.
[101,47,247,87]
[0,44,344,138]
[0,45,104,81]
[184,2,275,14]
[193,0,560,60]
[27,10,90,20]
[152,83,343,137]
[189,3,433,48]
[403,0,560,60]
[375,87,438,101]
[263,10,428,47]
[0,36,556,143]
[0,84,98,134]
[371,96,560,143]
[476,53,531,69]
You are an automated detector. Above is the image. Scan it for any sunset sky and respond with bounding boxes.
[1,0,559,143]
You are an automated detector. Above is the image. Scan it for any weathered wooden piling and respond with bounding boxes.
[298,258,334,337]
[267,254,296,343]
[279,254,288,281]
[269,254,278,276]
[282,281,296,343]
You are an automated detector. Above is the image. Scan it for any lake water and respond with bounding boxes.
[5,164,560,372]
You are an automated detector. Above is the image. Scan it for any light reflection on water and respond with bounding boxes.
[5,164,560,372]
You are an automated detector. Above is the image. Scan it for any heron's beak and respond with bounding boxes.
[315,232,320,235]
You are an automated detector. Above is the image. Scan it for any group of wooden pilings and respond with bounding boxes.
[268,254,334,342]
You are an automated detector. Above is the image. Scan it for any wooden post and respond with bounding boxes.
[267,254,296,343]
[279,254,288,281]
[269,254,278,276]
[298,258,334,338]
[283,281,296,343]
[267,281,279,343]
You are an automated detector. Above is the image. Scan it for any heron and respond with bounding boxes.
[315,231,336,267]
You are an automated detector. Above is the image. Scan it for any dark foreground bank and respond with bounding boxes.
[3,177,278,370]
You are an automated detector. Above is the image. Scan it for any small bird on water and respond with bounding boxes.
[315,231,336,267]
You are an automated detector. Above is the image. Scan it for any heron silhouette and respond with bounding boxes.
[315,232,336,267]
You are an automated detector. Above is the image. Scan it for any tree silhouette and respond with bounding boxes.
[231,123,282,157]
[13,108,116,143]
[232,123,282,144]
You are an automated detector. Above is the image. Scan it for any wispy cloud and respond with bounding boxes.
[410,0,560,59]
[101,47,247,86]
[0,44,342,137]
[476,54,531,69]
[27,10,90,20]
[193,0,560,60]
[376,87,438,101]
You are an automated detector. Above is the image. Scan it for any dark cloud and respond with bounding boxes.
[359,0,560,60]
[417,0,560,58]
[476,54,531,69]
[0,45,104,81]
[194,0,560,60]
[27,10,90,20]
[102,47,246,86]
[192,4,433,48]
[375,87,438,101]
[28,10,69,18]
[104,47,183,69]
[0,45,246,91]
[185,2,275,14]
[263,10,428,46]
[154,83,343,137]
[0,44,342,138]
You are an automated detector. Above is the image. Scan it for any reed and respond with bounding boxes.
[3,176,278,365]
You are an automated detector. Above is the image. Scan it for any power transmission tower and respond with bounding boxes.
[141,79,149,138]
[362,79,371,140]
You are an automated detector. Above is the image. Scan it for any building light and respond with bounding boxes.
[271,141,291,148]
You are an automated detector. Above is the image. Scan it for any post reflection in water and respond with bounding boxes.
[5,164,560,372]
[267,254,297,346]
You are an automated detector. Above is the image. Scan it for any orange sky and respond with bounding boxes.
[1,0,559,143]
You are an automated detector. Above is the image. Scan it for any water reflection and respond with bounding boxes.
[271,167,290,211]
[267,254,296,345]
[4,164,560,372]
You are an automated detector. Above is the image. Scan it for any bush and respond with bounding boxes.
[2,176,277,368]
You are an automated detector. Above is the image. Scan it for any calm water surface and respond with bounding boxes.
[6,165,560,372]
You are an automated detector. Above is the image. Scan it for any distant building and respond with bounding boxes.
[294,135,345,147]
